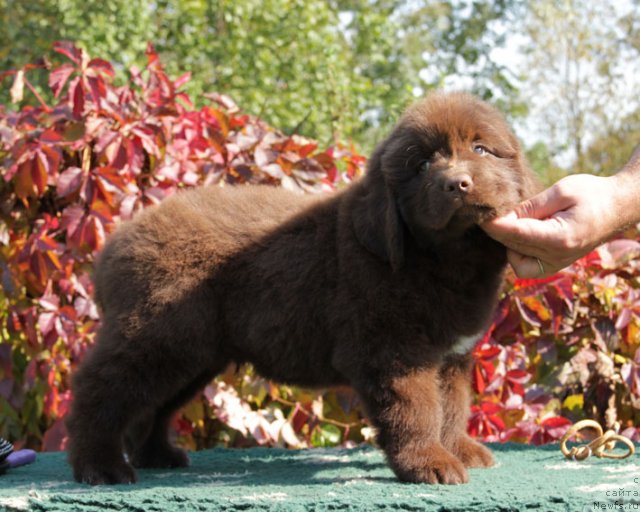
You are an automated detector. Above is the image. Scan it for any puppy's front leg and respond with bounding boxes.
[357,366,467,484]
[439,355,494,468]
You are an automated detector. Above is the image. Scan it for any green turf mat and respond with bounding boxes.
[0,443,637,511]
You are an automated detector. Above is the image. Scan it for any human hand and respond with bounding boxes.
[482,173,632,278]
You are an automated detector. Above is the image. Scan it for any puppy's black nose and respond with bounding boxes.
[444,174,473,195]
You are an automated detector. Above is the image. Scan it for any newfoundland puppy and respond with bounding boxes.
[67,92,539,485]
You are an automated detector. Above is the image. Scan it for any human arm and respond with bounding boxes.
[482,147,640,278]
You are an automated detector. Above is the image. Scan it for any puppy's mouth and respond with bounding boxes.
[459,202,496,221]
[423,193,500,232]
[452,200,497,225]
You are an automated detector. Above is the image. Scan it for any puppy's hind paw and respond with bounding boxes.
[73,460,137,485]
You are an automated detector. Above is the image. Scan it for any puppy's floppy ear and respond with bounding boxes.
[521,167,543,199]
[351,144,405,271]
[516,151,543,200]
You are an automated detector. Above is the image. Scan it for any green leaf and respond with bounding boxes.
[310,423,341,448]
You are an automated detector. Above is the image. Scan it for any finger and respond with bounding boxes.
[483,215,568,255]
[506,251,543,279]
[506,250,563,279]
[512,183,576,221]
[507,250,567,278]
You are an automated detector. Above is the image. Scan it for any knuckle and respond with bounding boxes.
[560,235,580,252]
[554,182,574,201]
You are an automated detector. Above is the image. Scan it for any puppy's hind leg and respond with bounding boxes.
[66,329,145,485]
[126,366,225,469]
[355,366,468,485]
[439,354,494,468]
[67,324,218,485]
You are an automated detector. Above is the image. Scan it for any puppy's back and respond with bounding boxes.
[93,185,318,315]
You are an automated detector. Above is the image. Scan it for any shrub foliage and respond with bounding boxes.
[1,43,639,451]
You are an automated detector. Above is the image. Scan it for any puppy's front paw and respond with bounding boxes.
[450,436,494,468]
[73,459,137,485]
[394,443,468,485]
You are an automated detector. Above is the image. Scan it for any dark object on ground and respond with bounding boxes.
[0,438,12,462]
[0,438,12,475]
[67,92,539,485]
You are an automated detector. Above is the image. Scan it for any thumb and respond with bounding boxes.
[483,183,570,236]
[514,188,559,219]
[513,185,571,220]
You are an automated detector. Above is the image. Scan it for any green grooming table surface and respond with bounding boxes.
[0,444,636,511]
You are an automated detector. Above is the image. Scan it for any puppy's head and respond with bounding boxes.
[353,91,539,268]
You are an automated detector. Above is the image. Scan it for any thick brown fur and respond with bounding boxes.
[66,92,539,485]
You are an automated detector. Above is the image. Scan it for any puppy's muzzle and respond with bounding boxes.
[443,174,473,198]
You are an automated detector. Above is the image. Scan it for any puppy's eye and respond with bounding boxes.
[473,144,490,156]
[418,160,430,173]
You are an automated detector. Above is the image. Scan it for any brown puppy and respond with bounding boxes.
[66,92,539,485]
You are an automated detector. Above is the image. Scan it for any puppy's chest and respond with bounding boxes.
[400,292,493,356]
[401,273,498,356]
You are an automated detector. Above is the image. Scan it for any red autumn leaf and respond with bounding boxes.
[32,152,49,195]
[40,128,64,145]
[616,307,633,330]
[205,92,240,113]
[104,136,127,169]
[57,167,85,198]
[29,252,50,289]
[513,275,561,289]
[468,401,506,439]
[94,128,119,154]
[174,417,194,436]
[299,143,318,158]
[474,363,489,394]
[34,234,59,252]
[473,344,501,360]
[71,78,85,118]
[598,239,640,269]
[174,72,191,89]
[473,358,497,395]
[573,249,601,270]
[145,42,160,66]
[541,416,572,429]
[49,63,76,98]
[60,204,85,238]
[87,58,115,77]
[528,416,572,445]
[80,214,106,252]
[86,76,106,109]
[293,158,326,181]
[14,160,34,200]
[93,166,128,193]
[291,403,310,432]
[505,369,530,385]
[515,296,544,327]
[131,126,161,157]
[53,41,82,65]
[176,92,193,109]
